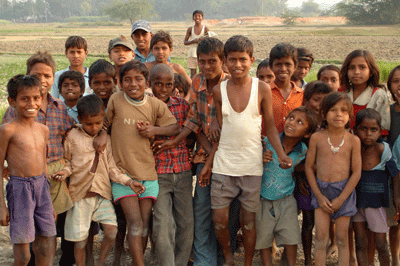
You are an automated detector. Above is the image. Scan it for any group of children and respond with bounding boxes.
[1,10,400,266]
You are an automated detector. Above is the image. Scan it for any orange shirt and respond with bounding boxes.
[271,81,303,133]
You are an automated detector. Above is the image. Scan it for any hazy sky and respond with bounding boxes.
[287,0,341,8]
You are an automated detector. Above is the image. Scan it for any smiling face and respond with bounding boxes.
[293,60,311,81]
[122,69,147,101]
[304,92,328,115]
[60,78,82,102]
[347,56,370,88]
[78,112,104,137]
[225,51,254,79]
[257,66,275,84]
[324,99,350,129]
[131,29,153,51]
[108,45,134,67]
[65,47,88,68]
[90,73,115,100]
[152,41,172,64]
[319,69,340,91]
[198,52,224,81]
[28,63,54,94]
[271,56,296,84]
[355,118,381,147]
[9,86,42,119]
[283,111,310,139]
[151,73,174,103]
[193,13,203,24]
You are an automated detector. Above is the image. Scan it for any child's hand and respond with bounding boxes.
[278,155,293,169]
[137,121,156,139]
[52,169,69,182]
[298,178,310,196]
[330,197,344,212]
[316,195,334,214]
[263,149,273,164]
[208,120,220,143]
[93,130,107,154]
[151,139,175,153]
[193,152,208,164]
[198,164,212,187]
[126,180,146,195]
[0,206,10,226]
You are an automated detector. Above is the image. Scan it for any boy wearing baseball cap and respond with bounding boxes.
[108,35,135,89]
[131,20,154,63]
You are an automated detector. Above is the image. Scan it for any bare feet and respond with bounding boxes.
[326,243,338,258]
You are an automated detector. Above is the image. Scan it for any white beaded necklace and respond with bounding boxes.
[327,132,345,154]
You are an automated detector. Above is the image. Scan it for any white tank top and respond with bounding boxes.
[213,77,263,176]
[188,25,205,58]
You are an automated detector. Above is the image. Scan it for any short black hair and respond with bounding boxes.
[149,64,174,83]
[89,59,116,83]
[256,59,270,73]
[119,60,149,84]
[297,47,314,66]
[150,30,173,50]
[317,64,341,80]
[58,70,85,94]
[26,51,56,76]
[77,94,104,118]
[224,35,253,58]
[193,10,204,18]
[65,36,87,52]
[355,108,382,129]
[269,43,298,67]
[7,74,42,100]
[303,81,334,104]
[197,37,224,60]
[174,73,190,97]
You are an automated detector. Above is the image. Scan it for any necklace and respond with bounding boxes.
[327,132,345,154]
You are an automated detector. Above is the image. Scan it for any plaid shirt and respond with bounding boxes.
[184,72,228,136]
[2,93,74,163]
[154,96,191,174]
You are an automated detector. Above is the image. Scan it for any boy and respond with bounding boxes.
[303,81,334,124]
[0,75,56,266]
[131,20,155,63]
[88,59,116,108]
[291,47,314,89]
[58,70,85,123]
[256,107,318,266]
[145,30,191,87]
[184,10,209,78]
[149,64,193,265]
[108,35,135,88]
[51,36,89,100]
[52,95,145,266]
[269,43,303,133]
[256,59,275,85]
[199,35,292,266]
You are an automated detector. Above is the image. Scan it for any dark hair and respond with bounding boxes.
[26,51,56,76]
[256,59,270,73]
[224,35,253,58]
[58,71,85,94]
[340,49,383,92]
[119,60,149,84]
[174,73,190,97]
[149,63,174,83]
[7,74,42,100]
[65,36,87,52]
[355,108,382,129]
[287,106,319,134]
[89,59,116,83]
[320,92,353,129]
[269,43,298,67]
[303,81,334,104]
[193,10,204,18]
[297,47,314,66]
[150,30,173,50]
[197,37,224,60]
[387,65,400,103]
[77,94,104,118]
[317,65,341,80]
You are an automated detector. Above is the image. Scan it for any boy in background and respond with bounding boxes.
[108,35,135,88]
[0,75,56,266]
[88,59,116,108]
[51,36,89,100]
[58,70,85,123]
[184,10,209,78]
[291,47,314,89]
[256,59,275,85]
[269,43,303,133]
[174,73,190,99]
[131,20,154,63]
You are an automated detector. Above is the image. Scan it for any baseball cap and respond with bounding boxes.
[131,20,152,35]
[108,35,134,54]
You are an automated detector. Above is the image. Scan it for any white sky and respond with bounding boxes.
[287,0,342,8]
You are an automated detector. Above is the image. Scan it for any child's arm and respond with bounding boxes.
[0,125,12,226]
[305,133,334,214]
[331,134,362,212]
[184,27,194,46]
[137,121,180,139]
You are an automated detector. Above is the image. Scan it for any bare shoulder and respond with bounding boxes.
[347,132,360,146]
[37,123,49,136]
[213,83,222,99]
[171,63,185,72]
[310,131,325,143]
[0,122,16,138]
[204,26,210,33]
[258,80,271,96]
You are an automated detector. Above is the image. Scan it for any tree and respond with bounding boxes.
[104,0,154,24]
[281,9,300,25]
[300,0,320,16]
[258,0,288,16]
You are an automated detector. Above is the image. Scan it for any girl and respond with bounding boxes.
[389,65,400,146]
[318,64,341,91]
[305,92,362,266]
[339,50,391,133]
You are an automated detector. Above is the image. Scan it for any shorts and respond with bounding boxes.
[187,57,198,69]
[112,176,159,203]
[210,173,261,213]
[311,178,357,220]
[352,207,388,233]
[294,177,313,211]
[64,195,117,241]
[255,195,301,249]
[6,174,56,244]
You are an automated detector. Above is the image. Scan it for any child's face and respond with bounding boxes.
[390,69,400,103]
[109,45,134,67]
[225,51,254,79]
[355,118,382,147]
[271,56,296,84]
[193,13,203,24]
[176,86,185,98]
[9,86,42,119]
[293,60,311,81]
[131,29,153,51]
[324,100,350,129]
[65,47,88,68]
[122,69,146,101]
[304,93,328,115]
[78,112,105,137]
[348,56,370,87]
[28,63,54,94]
[319,69,340,91]
[257,66,275,84]
[151,73,174,103]
[90,73,115,100]
[60,78,83,102]
[283,111,310,139]
[198,52,224,81]
[152,41,172,63]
